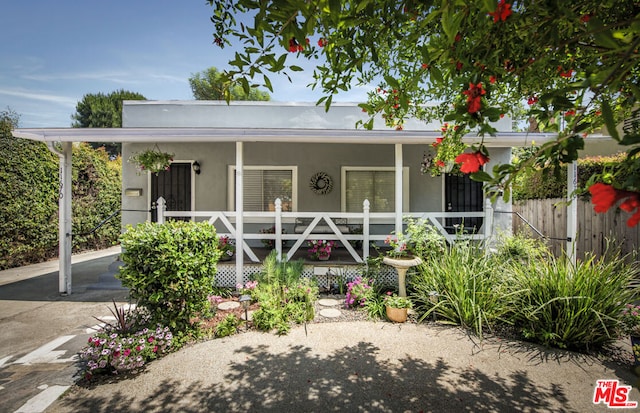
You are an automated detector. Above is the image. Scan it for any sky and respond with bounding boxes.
[1,1,369,128]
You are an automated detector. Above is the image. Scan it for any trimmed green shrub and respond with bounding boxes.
[118,221,221,341]
[0,135,59,268]
[512,152,629,200]
[0,134,122,269]
[506,252,638,351]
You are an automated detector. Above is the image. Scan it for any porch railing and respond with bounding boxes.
[156,197,493,263]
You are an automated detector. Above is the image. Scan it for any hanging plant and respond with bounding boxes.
[428,123,467,176]
[129,145,174,175]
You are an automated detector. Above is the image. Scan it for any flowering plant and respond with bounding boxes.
[384,292,413,309]
[128,146,174,175]
[345,277,373,308]
[80,324,173,379]
[236,280,259,299]
[620,304,640,336]
[218,235,235,259]
[384,233,411,258]
[307,239,335,260]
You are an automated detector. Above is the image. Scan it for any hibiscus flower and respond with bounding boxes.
[454,151,490,173]
[489,0,512,23]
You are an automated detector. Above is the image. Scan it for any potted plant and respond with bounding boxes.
[384,292,412,323]
[129,145,174,175]
[218,235,235,261]
[621,304,640,364]
[382,233,422,297]
[307,239,336,261]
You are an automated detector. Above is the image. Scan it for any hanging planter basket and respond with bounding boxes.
[129,145,174,175]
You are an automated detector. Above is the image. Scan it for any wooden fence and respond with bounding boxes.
[512,198,640,260]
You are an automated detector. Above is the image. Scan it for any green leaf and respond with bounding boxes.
[600,100,620,141]
[289,65,304,72]
[471,171,492,182]
[263,75,273,92]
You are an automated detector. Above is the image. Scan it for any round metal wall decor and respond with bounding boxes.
[309,172,333,195]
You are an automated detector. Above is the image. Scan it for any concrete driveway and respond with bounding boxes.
[0,247,128,412]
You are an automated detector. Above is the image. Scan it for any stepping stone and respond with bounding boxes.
[218,301,240,310]
[319,308,342,318]
[318,298,341,307]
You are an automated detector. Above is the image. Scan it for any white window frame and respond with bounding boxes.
[340,166,409,212]
[227,165,298,211]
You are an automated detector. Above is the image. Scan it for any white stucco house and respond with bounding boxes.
[12,101,617,292]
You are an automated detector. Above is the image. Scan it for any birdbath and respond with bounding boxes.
[383,256,422,297]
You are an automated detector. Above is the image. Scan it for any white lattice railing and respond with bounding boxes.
[156,197,493,264]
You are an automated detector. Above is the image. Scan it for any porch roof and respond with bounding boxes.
[10,127,611,147]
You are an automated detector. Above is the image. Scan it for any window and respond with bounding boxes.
[228,166,297,211]
[341,167,409,212]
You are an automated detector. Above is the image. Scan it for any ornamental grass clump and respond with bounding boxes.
[412,241,510,338]
[506,251,639,351]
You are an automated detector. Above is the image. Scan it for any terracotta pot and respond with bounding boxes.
[386,306,408,323]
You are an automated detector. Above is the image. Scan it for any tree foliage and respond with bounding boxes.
[72,89,146,156]
[188,66,270,100]
[208,0,640,225]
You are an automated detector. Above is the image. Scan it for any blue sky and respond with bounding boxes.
[1,1,369,128]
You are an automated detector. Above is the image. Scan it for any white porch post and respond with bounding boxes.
[235,142,244,287]
[567,160,578,264]
[48,142,73,295]
[394,144,403,234]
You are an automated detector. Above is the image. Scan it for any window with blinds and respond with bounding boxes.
[344,170,395,212]
[342,167,409,212]
[229,166,296,211]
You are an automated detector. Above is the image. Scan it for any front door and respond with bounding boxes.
[445,173,484,234]
[150,163,192,222]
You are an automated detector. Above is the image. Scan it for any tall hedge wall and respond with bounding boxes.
[512,153,628,201]
[0,135,122,270]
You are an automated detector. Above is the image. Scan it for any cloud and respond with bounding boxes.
[0,88,77,107]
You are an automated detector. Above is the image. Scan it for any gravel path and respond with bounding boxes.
[47,302,640,413]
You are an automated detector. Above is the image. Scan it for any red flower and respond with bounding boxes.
[565,109,576,117]
[580,14,591,23]
[462,82,486,114]
[317,38,327,48]
[489,75,496,84]
[432,137,444,148]
[455,151,490,174]
[589,183,640,227]
[421,63,430,70]
[589,183,625,213]
[489,0,512,23]
[527,96,538,105]
[558,66,573,78]
[288,38,303,53]
[436,160,445,168]
[456,61,463,71]
[454,33,462,42]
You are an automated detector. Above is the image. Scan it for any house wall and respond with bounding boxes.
[122,141,444,228]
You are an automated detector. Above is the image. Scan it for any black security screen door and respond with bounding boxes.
[151,163,191,222]
[445,173,484,234]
